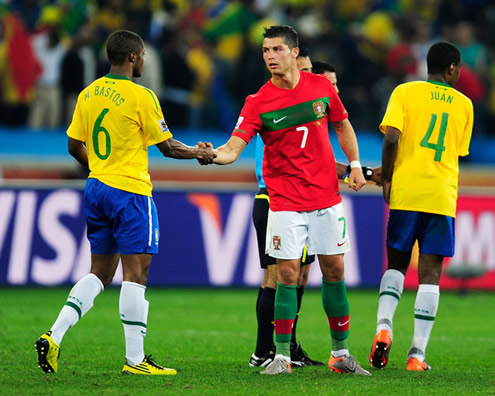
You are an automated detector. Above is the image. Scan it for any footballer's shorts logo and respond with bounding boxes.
[273,236,281,250]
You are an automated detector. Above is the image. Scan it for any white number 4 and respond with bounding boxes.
[297,126,308,148]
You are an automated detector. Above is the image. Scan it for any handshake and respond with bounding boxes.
[195,141,216,165]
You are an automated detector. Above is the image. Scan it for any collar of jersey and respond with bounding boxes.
[426,80,451,88]
[105,73,130,81]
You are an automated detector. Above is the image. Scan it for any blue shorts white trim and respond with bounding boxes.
[387,209,455,257]
[84,178,160,255]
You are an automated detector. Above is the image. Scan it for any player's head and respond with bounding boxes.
[262,25,299,76]
[106,30,145,77]
[427,41,462,86]
[312,61,339,94]
[296,47,312,72]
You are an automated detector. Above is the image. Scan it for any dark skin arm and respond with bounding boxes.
[157,138,216,162]
[382,126,401,204]
[68,137,88,168]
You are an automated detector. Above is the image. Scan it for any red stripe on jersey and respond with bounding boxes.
[274,319,295,335]
[328,315,350,332]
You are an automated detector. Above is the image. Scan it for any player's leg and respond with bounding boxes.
[35,179,118,373]
[309,204,369,375]
[407,213,453,371]
[290,256,325,367]
[250,190,277,367]
[260,210,305,375]
[117,193,176,375]
[370,209,417,369]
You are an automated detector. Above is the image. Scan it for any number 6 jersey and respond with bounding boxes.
[67,73,172,196]
[380,80,473,217]
[232,72,348,212]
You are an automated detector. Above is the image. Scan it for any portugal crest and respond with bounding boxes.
[312,101,325,118]
[272,236,281,250]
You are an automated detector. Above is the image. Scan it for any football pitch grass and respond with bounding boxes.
[2,287,494,395]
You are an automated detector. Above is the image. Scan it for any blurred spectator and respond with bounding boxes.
[28,5,67,129]
[61,23,96,126]
[158,28,195,128]
[0,10,41,126]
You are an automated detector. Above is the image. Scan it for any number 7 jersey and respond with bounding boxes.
[232,72,348,212]
[380,80,473,217]
[67,74,172,196]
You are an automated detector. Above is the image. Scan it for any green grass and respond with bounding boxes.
[1,287,494,395]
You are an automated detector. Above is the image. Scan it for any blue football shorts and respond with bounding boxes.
[386,209,455,257]
[84,178,160,255]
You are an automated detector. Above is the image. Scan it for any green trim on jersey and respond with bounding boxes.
[259,97,329,131]
[144,87,159,112]
[105,73,131,81]
[426,80,451,88]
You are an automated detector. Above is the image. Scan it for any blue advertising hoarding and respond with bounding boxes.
[0,185,386,287]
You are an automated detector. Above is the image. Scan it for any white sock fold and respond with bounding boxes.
[120,281,148,365]
[50,273,104,345]
[376,269,404,338]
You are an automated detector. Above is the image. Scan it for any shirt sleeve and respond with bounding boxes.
[380,85,405,134]
[459,97,474,157]
[138,87,172,146]
[327,80,348,123]
[232,95,261,143]
[66,90,86,142]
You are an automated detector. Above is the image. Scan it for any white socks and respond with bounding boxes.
[408,284,440,362]
[50,273,104,345]
[376,269,404,338]
[119,281,149,366]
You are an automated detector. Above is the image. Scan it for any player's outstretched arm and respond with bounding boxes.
[333,119,366,191]
[212,136,247,165]
[156,138,216,163]
[382,126,400,204]
[68,137,88,168]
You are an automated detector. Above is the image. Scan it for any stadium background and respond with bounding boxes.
[1,0,494,290]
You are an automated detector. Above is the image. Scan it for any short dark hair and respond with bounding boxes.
[298,46,310,58]
[427,41,461,75]
[312,61,336,75]
[263,25,298,49]
[106,30,144,65]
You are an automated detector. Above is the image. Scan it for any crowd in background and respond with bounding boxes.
[1,0,494,137]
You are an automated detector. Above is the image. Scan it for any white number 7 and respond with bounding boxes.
[297,126,308,148]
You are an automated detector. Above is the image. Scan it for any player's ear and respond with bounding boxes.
[293,47,300,57]
[128,51,137,63]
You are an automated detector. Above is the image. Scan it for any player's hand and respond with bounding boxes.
[382,180,391,204]
[347,167,366,191]
[196,141,216,165]
[371,166,383,186]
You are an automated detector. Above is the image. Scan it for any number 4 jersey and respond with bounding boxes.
[233,72,348,212]
[67,73,172,196]
[380,80,473,217]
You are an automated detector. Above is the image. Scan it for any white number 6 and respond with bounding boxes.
[297,126,308,148]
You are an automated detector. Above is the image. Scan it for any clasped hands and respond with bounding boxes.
[196,141,216,165]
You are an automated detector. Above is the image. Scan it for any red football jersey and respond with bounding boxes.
[233,71,348,211]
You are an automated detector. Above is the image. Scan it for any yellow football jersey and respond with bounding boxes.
[380,80,473,217]
[67,74,172,196]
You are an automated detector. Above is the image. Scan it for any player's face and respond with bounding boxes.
[296,56,312,72]
[262,37,298,76]
[133,48,145,78]
[324,71,339,94]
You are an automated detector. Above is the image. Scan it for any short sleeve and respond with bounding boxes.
[380,85,405,134]
[67,90,86,142]
[232,95,261,144]
[459,98,474,157]
[327,82,348,123]
[138,87,172,146]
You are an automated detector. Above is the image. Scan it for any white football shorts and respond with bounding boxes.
[266,202,351,259]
